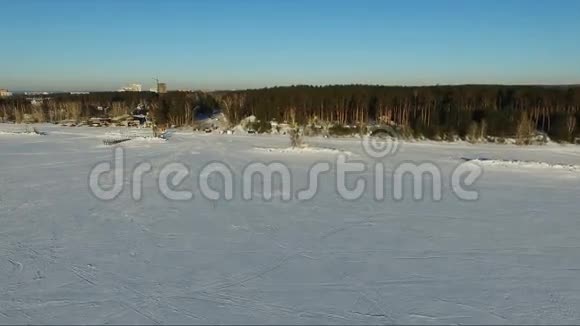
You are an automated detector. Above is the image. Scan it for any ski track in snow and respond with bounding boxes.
[0,124,580,324]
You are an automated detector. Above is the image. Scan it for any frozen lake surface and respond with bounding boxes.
[1,124,580,324]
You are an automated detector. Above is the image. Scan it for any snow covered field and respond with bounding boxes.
[1,124,580,324]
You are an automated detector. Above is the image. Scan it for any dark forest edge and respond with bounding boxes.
[1,85,579,144]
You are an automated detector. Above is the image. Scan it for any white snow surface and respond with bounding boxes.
[1,124,580,324]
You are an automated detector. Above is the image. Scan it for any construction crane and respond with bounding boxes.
[152,77,160,94]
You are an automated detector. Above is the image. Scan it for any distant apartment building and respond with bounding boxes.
[158,83,167,94]
[118,83,142,92]
[150,82,168,94]
[70,91,90,95]
[0,89,13,97]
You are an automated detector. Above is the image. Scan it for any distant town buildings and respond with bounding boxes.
[0,89,12,97]
[70,91,90,95]
[118,83,142,92]
[24,91,50,96]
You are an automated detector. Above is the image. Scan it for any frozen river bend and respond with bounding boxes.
[1,124,580,324]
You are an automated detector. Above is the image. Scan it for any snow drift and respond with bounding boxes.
[463,157,580,172]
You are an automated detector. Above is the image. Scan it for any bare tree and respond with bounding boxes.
[567,115,576,139]
[516,111,534,145]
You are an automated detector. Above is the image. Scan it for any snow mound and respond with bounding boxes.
[101,129,156,138]
[123,137,166,145]
[231,115,258,134]
[102,128,164,146]
[0,124,43,136]
[100,131,123,139]
[101,136,166,147]
[464,158,580,172]
[0,130,41,136]
[254,145,353,155]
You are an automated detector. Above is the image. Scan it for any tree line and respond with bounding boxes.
[1,85,579,142]
[216,85,580,142]
[0,91,216,127]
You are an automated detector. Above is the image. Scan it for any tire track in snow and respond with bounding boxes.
[190,212,387,295]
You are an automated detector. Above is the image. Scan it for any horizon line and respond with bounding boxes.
[5,82,580,94]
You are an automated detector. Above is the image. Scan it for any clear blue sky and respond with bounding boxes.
[1,0,579,91]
